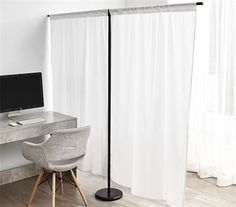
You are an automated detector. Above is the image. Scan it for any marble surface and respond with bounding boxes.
[0,111,77,145]
[0,163,40,185]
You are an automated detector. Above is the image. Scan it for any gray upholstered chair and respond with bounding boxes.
[22,126,90,207]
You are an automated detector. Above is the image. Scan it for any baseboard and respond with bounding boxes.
[0,163,41,185]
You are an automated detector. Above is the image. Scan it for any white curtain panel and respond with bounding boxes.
[50,14,108,176]
[111,6,196,207]
[188,0,236,187]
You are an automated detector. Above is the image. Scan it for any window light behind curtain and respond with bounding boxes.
[188,0,236,187]
[48,4,197,207]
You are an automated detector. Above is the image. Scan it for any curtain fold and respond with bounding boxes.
[111,8,196,207]
[50,16,108,176]
[188,0,236,187]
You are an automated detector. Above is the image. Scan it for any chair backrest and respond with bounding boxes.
[42,126,90,162]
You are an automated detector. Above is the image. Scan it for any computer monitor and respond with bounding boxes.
[0,72,44,113]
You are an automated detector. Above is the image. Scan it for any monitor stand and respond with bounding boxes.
[8,110,21,119]
[7,111,45,125]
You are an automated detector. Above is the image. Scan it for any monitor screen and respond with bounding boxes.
[0,72,44,113]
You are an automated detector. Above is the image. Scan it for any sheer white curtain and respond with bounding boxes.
[111,6,196,207]
[188,0,236,187]
[49,14,108,176]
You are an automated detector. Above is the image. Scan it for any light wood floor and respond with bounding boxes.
[185,173,236,207]
[0,171,236,207]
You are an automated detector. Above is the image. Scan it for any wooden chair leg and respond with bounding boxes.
[59,172,64,195]
[52,172,56,207]
[27,168,44,206]
[70,170,88,206]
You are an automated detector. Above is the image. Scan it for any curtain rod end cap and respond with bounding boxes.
[196,2,203,5]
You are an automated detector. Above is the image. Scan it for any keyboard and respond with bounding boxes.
[17,118,46,125]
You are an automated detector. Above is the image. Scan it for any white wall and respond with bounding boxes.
[0,0,126,171]
[0,0,126,75]
[168,0,206,4]
[0,2,3,71]
[126,0,166,7]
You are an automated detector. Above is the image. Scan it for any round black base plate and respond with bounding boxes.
[95,188,123,201]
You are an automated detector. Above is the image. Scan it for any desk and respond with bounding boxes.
[0,111,77,185]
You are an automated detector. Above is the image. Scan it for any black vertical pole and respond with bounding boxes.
[95,9,123,201]
[107,8,111,192]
